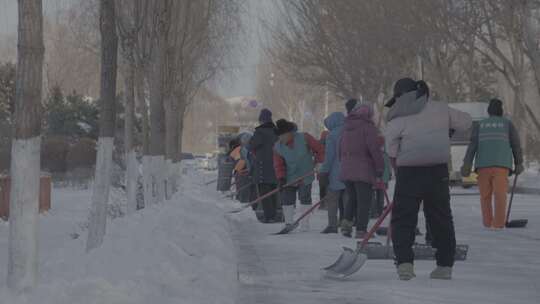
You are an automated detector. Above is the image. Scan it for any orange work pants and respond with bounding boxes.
[477,167,509,229]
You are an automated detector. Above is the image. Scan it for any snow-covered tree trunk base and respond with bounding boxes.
[154,155,166,204]
[165,158,179,199]
[8,136,41,292]
[142,155,153,208]
[172,161,183,194]
[143,155,166,205]
[86,137,114,252]
[125,150,138,214]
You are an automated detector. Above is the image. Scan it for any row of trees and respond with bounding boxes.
[7,0,243,292]
[265,0,540,157]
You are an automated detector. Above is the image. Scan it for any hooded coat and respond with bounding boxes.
[248,122,278,184]
[385,90,472,167]
[339,105,384,184]
[320,112,346,191]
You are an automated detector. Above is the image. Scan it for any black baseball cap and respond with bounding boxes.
[385,78,417,107]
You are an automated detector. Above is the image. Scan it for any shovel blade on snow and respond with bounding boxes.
[324,243,470,278]
[506,219,528,228]
[274,223,299,235]
[228,207,246,214]
[324,249,367,279]
[323,246,358,273]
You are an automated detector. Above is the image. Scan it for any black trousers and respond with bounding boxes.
[391,164,456,267]
[235,174,253,203]
[344,181,373,231]
[371,189,385,218]
[257,183,278,221]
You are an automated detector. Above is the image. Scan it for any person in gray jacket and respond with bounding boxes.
[385,78,472,281]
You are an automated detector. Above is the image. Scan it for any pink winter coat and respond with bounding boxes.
[339,105,384,184]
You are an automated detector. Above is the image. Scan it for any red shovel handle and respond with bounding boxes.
[360,189,394,249]
[242,171,315,210]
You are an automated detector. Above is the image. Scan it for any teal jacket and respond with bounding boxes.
[274,132,324,185]
[463,116,523,171]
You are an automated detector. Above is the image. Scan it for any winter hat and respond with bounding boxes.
[345,98,359,114]
[385,78,430,107]
[258,108,273,124]
[352,103,374,118]
[487,98,503,117]
[275,119,296,136]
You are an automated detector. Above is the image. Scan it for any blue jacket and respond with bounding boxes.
[320,112,345,191]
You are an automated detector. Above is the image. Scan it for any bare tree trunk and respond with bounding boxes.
[124,58,137,214]
[86,0,118,252]
[136,68,152,208]
[523,12,540,133]
[148,50,166,205]
[164,95,178,199]
[135,69,150,155]
[176,107,186,163]
[8,0,44,292]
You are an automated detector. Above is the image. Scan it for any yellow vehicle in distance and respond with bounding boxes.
[448,102,489,188]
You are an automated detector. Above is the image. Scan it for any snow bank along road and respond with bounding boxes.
[0,167,538,304]
[0,170,238,304]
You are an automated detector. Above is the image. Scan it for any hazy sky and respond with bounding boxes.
[0,0,274,98]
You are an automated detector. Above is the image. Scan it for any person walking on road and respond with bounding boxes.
[385,78,472,280]
[274,119,325,232]
[461,99,524,230]
[318,112,346,234]
[339,104,385,239]
[249,109,280,223]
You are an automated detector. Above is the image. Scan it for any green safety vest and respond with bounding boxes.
[475,116,513,170]
[274,132,315,185]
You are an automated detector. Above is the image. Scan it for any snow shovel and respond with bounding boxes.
[228,172,314,214]
[204,178,218,185]
[505,174,528,228]
[273,197,327,235]
[324,191,394,278]
[223,182,253,200]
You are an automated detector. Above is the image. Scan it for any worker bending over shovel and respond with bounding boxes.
[273,119,325,232]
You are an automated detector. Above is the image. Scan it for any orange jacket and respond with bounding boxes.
[230,146,247,175]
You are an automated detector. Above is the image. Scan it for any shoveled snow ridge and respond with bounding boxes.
[0,172,238,304]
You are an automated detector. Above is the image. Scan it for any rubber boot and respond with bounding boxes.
[430,266,452,280]
[282,205,295,230]
[299,204,311,232]
[341,220,353,238]
[397,263,416,281]
[321,226,338,234]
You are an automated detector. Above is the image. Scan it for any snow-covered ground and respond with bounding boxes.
[520,163,540,189]
[0,169,237,304]
[0,166,539,304]
[227,181,540,303]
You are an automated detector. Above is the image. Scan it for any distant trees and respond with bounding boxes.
[266,0,540,158]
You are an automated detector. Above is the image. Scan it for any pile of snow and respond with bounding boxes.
[0,171,238,304]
